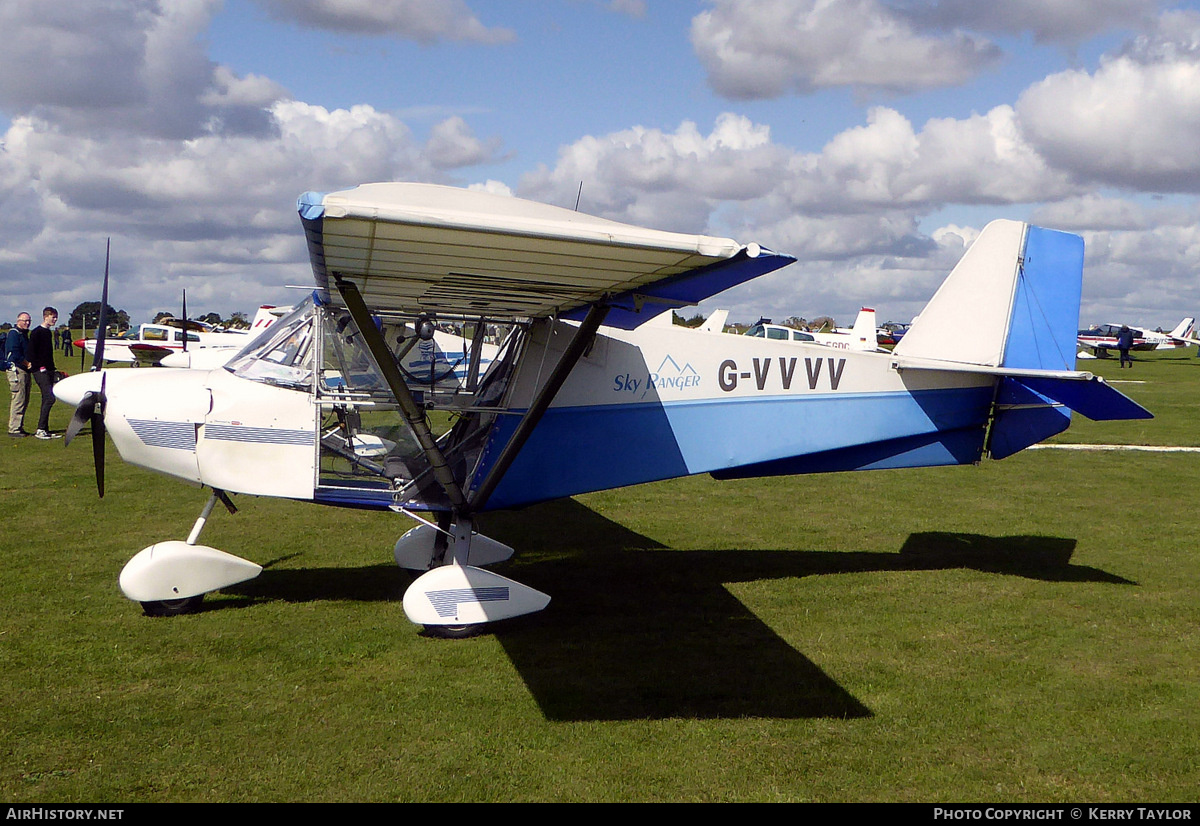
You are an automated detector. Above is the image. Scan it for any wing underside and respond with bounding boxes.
[299,183,793,328]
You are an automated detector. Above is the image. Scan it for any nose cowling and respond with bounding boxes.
[54,371,103,408]
[60,369,213,486]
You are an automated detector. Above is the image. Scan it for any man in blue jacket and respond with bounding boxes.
[6,311,32,436]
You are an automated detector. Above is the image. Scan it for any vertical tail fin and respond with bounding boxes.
[249,305,283,333]
[699,309,729,333]
[1169,317,1195,339]
[892,220,1082,372]
[850,307,877,350]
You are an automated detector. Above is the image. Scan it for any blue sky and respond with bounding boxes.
[2,0,1199,329]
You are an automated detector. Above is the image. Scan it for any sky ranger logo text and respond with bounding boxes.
[612,355,701,398]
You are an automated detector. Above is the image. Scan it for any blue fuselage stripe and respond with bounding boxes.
[476,385,994,510]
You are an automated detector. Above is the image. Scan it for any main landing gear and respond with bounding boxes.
[392,514,550,637]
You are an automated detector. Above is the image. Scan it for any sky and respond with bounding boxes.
[2,0,1200,330]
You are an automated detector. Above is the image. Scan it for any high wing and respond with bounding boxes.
[298,183,794,327]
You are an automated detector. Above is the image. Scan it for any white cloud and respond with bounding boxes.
[780,104,1077,210]
[0,0,159,112]
[894,0,1163,44]
[1017,10,1200,191]
[0,0,284,140]
[519,106,1074,242]
[0,97,500,323]
[254,0,515,44]
[691,0,1001,99]
[607,0,648,19]
[518,114,792,231]
[425,116,504,169]
[1030,194,1155,231]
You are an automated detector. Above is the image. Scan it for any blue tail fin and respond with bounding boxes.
[989,226,1151,457]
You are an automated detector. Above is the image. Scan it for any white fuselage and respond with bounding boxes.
[55,312,989,511]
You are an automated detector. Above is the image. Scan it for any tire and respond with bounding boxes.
[422,623,484,639]
[141,594,204,617]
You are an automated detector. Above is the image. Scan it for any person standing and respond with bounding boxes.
[1116,324,1134,368]
[28,306,62,439]
[5,312,32,436]
[61,326,74,356]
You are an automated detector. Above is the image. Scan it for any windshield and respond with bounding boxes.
[225,298,316,389]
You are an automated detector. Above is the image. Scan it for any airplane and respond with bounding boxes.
[876,322,910,347]
[1076,318,1196,358]
[743,307,882,352]
[55,182,1151,636]
[78,305,288,367]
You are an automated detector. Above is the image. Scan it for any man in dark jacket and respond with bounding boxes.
[6,312,32,436]
[1116,325,1134,368]
[28,307,61,439]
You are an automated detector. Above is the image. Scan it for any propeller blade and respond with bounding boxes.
[92,410,106,498]
[93,239,111,370]
[63,391,97,446]
[181,289,187,353]
[91,373,107,498]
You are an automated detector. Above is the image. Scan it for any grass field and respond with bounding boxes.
[1,350,1198,802]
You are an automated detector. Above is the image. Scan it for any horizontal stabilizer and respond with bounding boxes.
[1017,375,1152,421]
[988,374,1150,459]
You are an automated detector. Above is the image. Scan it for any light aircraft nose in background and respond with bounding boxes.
[57,183,1151,635]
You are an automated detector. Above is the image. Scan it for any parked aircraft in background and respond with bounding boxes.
[1077,318,1195,358]
[56,183,1150,636]
[877,322,910,347]
[743,307,882,352]
[79,306,287,366]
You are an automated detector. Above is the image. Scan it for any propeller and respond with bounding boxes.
[181,288,187,353]
[65,239,110,497]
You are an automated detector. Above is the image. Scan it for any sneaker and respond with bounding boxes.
[8,431,27,438]
[34,429,61,440]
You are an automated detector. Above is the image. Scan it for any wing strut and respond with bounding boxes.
[467,302,610,512]
[333,276,468,511]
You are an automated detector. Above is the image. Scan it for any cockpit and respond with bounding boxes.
[223,294,525,511]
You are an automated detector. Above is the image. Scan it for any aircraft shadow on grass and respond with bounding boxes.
[226,498,1132,722]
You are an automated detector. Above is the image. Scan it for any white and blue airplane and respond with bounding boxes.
[55,183,1150,634]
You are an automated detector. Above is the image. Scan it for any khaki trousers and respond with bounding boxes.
[7,367,30,433]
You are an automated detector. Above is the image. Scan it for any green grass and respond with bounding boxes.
[1,352,1198,801]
